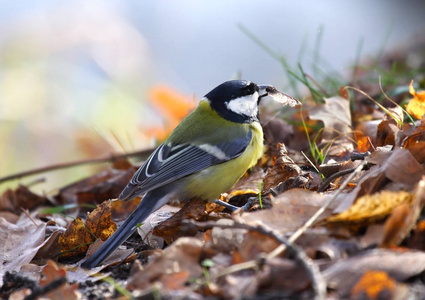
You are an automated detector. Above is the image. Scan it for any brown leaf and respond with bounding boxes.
[135,204,180,249]
[355,119,380,144]
[126,237,203,291]
[82,238,135,268]
[402,122,425,164]
[262,116,295,148]
[309,96,352,141]
[153,198,208,244]
[323,249,425,296]
[335,148,425,213]
[235,231,280,263]
[406,220,425,251]
[58,217,91,257]
[258,257,311,295]
[339,86,350,100]
[405,141,425,164]
[0,215,46,284]
[40,260,80,300]
[235,189,334,234]
[0,185,50,214]
[228,167,265,193]
[55,168,136,205]
[381,177,425,247]
[33,230,63,263]
[380,148,425,185]
[58,201,117,256]
[376,119,399,147]
[263,143,302,192]
[376,106,404,147]
[111,197,140,221]
[380,203,410,248]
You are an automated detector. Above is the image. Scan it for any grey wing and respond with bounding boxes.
[119,130,252,200]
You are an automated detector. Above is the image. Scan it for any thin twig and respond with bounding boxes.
[188,220,327,300]
[0,149,153,184]
[267,160,367,259]
[317,168,355,192]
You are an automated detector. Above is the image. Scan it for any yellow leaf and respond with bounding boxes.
[327,190,414,224]
[406,80,425,119]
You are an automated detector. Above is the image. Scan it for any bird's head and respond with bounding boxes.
[205,80,300,123]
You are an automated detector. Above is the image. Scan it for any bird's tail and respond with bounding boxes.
[81,191,164,268]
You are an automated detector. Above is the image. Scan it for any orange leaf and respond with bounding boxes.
[149,85,195,124]
[351,270,396,299]
[40,260,79,300]
[356,136,373,153]
[406,80,425,119]
[146,85,196,141]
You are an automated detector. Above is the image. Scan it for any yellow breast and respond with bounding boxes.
[183,121,264,201]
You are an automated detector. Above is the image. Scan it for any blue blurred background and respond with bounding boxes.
[1,0,424,193]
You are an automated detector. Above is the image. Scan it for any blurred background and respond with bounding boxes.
[1,0,425,194]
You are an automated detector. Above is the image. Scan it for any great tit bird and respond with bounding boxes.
[81,80,299,268]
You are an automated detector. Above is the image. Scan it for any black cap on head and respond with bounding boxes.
[205,80,259,123]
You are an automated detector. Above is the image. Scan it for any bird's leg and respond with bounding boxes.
[214,199,240,211]
[214,198,255,212]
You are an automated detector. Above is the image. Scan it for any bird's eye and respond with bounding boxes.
[244,82,257,95]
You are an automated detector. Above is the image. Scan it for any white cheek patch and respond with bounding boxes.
[225,92,259,117]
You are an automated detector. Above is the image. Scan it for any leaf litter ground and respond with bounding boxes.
[1,45,425,299]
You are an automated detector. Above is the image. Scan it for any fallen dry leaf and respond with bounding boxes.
[376,106,403,147]
[234,230,280,263]
[335,147,425,213]
[402,120,425,163]
[323,249,425,297]
[126,237,203,292]
[153,198,208,244]
[55,168,136,206]
[309,96,352,141]
[0,214,47,285]
[235,189,335,234]
[406,80,425,119]
[33,230,63,263]
[263,143,303,192]
[356,135,374,153]
[40,260,80,300]
[111,196,141,221]
[0,185,50,214]
[58,200,117,256]
[258,257,312,295]
[136,204,180,249]
[327,190,414,224]
[350,270,400,300]
[82,238,135,268]
[381,177,425,247]
[406,220,425,251]
[261,114,296,149]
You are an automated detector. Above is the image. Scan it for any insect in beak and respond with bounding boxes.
[258,84,302,107]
